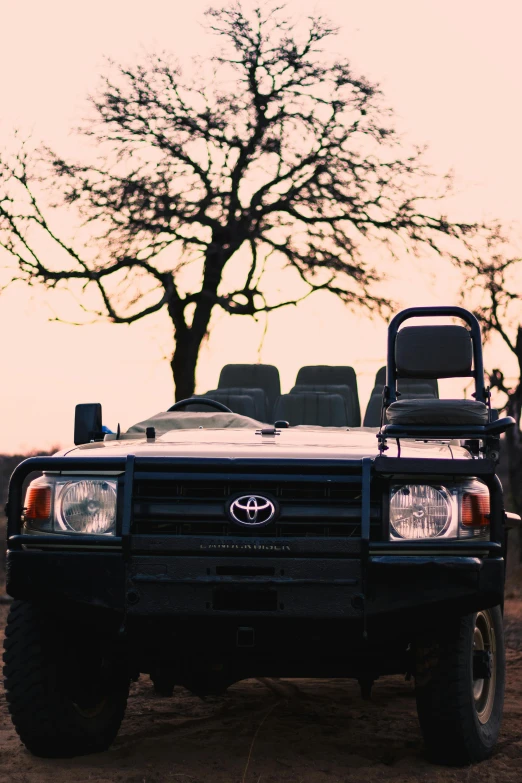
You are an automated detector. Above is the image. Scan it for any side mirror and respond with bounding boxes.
[74,403,103,445]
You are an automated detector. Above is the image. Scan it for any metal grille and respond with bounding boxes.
[132,477,381,538]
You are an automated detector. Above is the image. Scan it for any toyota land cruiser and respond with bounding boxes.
[3,306,518,764]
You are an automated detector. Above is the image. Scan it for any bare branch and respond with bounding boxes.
[0,1,504,400]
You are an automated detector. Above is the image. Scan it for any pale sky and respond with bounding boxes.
[0,0,521,452]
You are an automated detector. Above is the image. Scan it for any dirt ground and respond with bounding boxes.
[0,603,520,783]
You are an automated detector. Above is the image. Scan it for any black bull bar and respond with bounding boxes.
[5,455,506,621]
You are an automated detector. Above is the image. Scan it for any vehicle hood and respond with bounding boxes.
[58,426,470,462]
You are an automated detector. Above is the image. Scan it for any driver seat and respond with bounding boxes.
[218,364,281,417]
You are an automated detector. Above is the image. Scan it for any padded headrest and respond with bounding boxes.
[395,326,472,379]
[273,393,349,427]
[295,366,360,425]
[218,364,281,407]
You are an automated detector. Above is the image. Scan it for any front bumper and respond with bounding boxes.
[6,547,504,622]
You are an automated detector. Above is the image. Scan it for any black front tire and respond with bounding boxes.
[415,606,505,765]
[3,600,130,758]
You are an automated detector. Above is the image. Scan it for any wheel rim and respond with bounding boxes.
[473,609,496,724]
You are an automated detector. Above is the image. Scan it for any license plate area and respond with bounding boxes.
[126,555,363,618]
[212,586,278,611]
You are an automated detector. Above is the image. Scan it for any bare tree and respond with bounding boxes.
[461,251,522,516]
[0,2,491,399]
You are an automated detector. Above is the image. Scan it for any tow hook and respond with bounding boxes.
[473,649,493,680]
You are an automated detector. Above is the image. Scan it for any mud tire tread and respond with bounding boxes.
[3,600,129,758]
[415,606,505,765]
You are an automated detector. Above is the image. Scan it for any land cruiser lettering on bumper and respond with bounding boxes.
[201,543,292,552]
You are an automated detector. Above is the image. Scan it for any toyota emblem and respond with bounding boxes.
[226,494,278,527]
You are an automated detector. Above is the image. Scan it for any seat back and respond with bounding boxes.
[295,366,361,425]
[218,364,281,415]
[363,392,383,427]
[273,393,349,427]
[375,366,386,387]
[290,384,357,426]
[395,325,473,380]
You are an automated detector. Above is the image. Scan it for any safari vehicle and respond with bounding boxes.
[3,306,518,764]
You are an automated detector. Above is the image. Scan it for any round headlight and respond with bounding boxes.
[59,480,117,534]
[390,484,452,540]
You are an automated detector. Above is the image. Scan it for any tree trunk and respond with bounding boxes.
[169,299,215,402]
[170,335,201,402]
[167,245,230,403]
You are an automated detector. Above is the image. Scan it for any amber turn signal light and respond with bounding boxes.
[461,488,490,528]
[24,486,51,520]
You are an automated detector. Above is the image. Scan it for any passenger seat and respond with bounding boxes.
[218,364,281,418]
[294,366,361,426]
[273,392,350,427]
[290,384,357,426]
